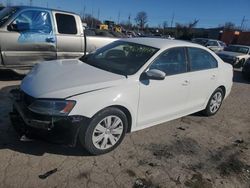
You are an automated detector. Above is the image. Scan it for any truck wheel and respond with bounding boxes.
[78,107,128,155]
[202,88,224,116]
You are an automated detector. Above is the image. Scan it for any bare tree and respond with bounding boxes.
[135,11,148,30]
[188,19,199,29]
[82,14,101,28]
[162,21,168,29]
[162,21,168,35]
[6,0,12,6]
[222,22,236,31]
[175,19,199,40]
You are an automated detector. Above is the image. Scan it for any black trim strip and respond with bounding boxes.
[65,87,110,99]
[185,47,191,72]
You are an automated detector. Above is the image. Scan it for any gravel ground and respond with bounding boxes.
[0,69,249,188]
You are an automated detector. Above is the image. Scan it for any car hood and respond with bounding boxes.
[217,51,246,58]
[21,59,126,98]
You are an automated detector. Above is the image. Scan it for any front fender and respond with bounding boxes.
[68,81,139,129]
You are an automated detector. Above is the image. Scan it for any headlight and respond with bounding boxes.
[28,100,76,116]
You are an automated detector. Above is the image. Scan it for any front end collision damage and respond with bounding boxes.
[9,89,90,146]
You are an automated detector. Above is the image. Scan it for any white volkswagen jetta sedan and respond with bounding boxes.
[10,38,233,155]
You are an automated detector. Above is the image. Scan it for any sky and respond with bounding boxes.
[2,0,250,29]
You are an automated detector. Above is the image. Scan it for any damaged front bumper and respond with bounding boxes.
[9,89,89,146]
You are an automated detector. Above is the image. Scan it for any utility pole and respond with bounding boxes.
[29,0,32,6]
[240,16,246,31]
[128,13,131,30]
[170,12,175,28]
[83,6,86,20]
[117,11,120,24]
[97,8,100,21]
[91,7,94,28]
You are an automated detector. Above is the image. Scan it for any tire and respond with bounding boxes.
[78,107,128,155]
[202,88,224,116]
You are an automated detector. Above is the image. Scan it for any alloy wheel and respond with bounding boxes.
[209,92,222,113]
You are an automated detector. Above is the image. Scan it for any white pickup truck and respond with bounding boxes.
[0,6,118,74]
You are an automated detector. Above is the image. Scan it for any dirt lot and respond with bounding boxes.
[0,69,249,188]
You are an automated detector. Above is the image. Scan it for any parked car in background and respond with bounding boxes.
[0,6,117,74]
[205,40,226,52]
[191,38,209,46]
[10,38,233,155]
[192,38,226,52]
[216,45,250,67]
[242,58,250,80]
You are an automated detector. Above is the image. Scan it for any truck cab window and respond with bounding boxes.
[55,13,77,34]
[12,10,52,33]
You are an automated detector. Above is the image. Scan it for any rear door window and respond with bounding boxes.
[188,47,218,71]
[55,13,77,34]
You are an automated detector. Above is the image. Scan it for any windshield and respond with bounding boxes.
[224,45,249,54]
[81,41,159,76]
[0,7,19,27]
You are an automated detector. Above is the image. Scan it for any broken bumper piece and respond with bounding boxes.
[9,89,89,146]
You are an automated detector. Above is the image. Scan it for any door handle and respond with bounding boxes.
[182,80,190,86]
[46,37,55,43]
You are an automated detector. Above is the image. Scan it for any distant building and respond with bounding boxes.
[220,30,250,45]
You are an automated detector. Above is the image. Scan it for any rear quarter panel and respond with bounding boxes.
[218,61,233,99]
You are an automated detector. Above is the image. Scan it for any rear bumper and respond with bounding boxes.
[9,89,89,146]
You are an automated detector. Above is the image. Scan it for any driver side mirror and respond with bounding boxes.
[142,69,166,80]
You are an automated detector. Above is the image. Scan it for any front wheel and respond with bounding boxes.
[202,88,224,116]
[78,107,128,155]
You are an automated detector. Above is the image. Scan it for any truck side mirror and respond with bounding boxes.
[7,24,18,31]
[7,22,30,32]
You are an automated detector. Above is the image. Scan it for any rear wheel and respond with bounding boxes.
[202,88,224,116]
[78,107,128,155]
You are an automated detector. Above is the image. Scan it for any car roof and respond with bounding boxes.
[193,38,224,42]
[8,6,77,15]
[228,44,250,48]
[121,37,203,50]
[208,39,218,42]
